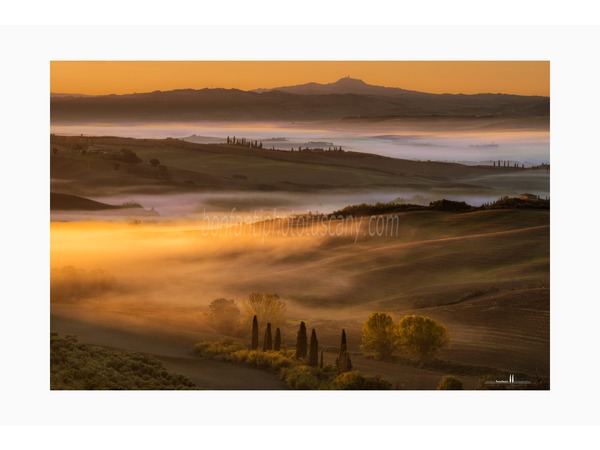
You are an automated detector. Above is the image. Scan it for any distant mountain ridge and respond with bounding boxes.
[51,78,549,122]
[253,77,422,96]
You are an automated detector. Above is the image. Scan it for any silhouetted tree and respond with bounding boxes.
[320,350,324,369]
[263,322,273,351]
[204,298,240,335]
[241,292,286,331]
[251,315,259,350]
[336,328,352,373]
[340,329,347,353]
[308,329,319,366]
[274,327,281,351]
[227,136,230,144]
[295,321,307,360]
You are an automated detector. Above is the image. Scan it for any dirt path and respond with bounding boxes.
[154,355,286,390]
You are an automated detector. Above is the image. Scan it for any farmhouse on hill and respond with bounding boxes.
[518,193,540,201]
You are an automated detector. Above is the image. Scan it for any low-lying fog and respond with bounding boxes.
[51,119,550,166]
[51,169,550,222]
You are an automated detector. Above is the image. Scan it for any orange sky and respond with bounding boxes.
[50,61,549,96]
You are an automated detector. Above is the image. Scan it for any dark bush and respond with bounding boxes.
[437,375,463,390]
[330,370,393,390]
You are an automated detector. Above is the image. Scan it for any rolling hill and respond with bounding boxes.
[50,134,548,200]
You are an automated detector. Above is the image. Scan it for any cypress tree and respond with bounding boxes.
[336,351,352,374]
[274,327,281,351]
[295,321,307,360]
[336,329,352,373]
[251,315,259,350]
[340,329,347,354]
[308,329,319,367]
[320,350,324,369]
[263,322,273,351]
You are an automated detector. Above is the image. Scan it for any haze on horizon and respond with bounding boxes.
[50,61,550,97]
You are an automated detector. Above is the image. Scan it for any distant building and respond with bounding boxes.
[518,193,539,201]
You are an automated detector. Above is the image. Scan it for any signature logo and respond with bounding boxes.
[484,374,532,386]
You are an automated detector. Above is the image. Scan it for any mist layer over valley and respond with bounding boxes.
[51,117,549,165]
[50,133,549,222]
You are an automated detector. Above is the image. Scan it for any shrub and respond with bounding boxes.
[231,349,295,371]
[280,365,322,390]
[330,370,393,390]
[437,375,463,390]
[191,339,246,359]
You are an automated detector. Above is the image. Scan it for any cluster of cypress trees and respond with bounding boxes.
[226,136,263,149]
[251,316,352,373]
[250,315,282,352]
[294,321,319,367]
[493,160,525,169]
